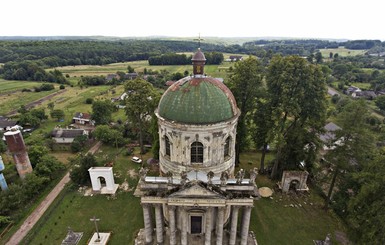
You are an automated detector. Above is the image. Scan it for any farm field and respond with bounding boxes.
[0,79,44,94]
[51,59,235,79]
[319,47,367,57]
[0,88,59,115]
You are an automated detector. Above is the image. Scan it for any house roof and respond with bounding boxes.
[320,122,341,143]
[52,129,85,138]
[0,119,17,129]
[73,112,91,120]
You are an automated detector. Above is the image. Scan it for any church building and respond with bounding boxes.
[135,48,259,245]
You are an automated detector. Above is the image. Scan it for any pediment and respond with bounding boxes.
[168,182,224,199]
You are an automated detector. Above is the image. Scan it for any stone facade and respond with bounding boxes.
[279,170,309,193]
[134,170,258,245]
[156,112,239,176]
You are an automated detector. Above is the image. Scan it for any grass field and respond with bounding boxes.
[0,89,59,115]
[19,148,347,245]
[319,47,367,58]
[0,79,44,94]
[350,82,371,90]
[51,59,234,79]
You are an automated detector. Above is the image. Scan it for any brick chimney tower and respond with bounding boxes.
[4,130,33,179]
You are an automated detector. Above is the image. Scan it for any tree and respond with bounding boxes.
[30,108,47,121]
[252,97,274,174]
[85,98,93,104]
[70,154,98,185]
[19,113,41,128]
[324,100,374,209]
[93,125,124,147]
[124,79,160,154]
[346,153,385,243]
[127,65,135,73]
[227,57,264,164]
[315,51,323,63]
[0,216,11,226]
[71,134,88,153]
[50,109,65,121]
[47,102,55,111]
[266,55,327,178]
[28,145,49,167]
[91,100,114,125]
[35,155,65,180]
[375,95,385,111]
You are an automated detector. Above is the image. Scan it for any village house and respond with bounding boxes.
[319,122,342,151]
[51,128,87,143]
[0,116,18,132]
[72,112,94,126]
[124,72,138,80]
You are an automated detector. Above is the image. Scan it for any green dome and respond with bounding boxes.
[158,76,238,124]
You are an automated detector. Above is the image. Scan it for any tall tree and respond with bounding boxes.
[91,100,114,125]
[346,152,385,243]
[70,154,98,185]
[124,78,160,154]
[227,57,264,164]
[324,100,374,209]
[50,109,65,121]
[315,51,323,64]
[252,96,274,174]
[266,55,327,178]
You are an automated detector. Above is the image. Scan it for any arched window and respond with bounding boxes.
[191,142,203,163]
[165,136,170,157]
[224,137,231,158]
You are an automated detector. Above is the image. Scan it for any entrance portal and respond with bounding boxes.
[190,216,202,234]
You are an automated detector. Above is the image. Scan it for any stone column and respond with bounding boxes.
[181,209,188,245]
[204,208,212,245]
[155,204,164,244]
[240,206,252,245]
[229,206,240,245]
[169,206,177,245]
[216,207,225,245]
[142,203,153,244]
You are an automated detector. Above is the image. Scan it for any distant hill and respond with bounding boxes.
[0,36,349,45]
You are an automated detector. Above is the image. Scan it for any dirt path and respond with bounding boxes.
[5,141,102,245]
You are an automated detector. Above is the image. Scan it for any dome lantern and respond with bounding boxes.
[192,48,206,75]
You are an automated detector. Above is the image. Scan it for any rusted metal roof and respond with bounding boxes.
[158,76,238,124]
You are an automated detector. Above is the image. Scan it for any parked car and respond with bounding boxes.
[131,156,142,164]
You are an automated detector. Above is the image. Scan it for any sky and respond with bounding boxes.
[1,0,384,40]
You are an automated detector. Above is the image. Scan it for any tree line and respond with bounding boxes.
[148,52,224,65]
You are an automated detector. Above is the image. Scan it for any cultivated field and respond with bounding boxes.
[0,79,44,94]
[51,58,237,79]
[319,47,367,57]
